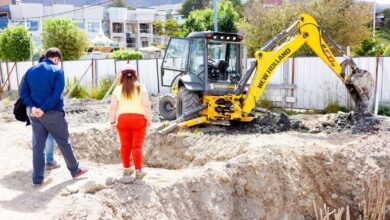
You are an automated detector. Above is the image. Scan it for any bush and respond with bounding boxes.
[338,106,351,113]
[323,101,340,114]
[384,45,390,56]
[42,18,89,61]
[89,87,99,99]
[355,39,384,56]
[111,49,143,60]
[256,97,273,110]
[378,104,390,116]
[88,78,114,100]
[0,26,31,61]
[65,76,88,99]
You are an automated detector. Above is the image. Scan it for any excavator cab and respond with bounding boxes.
[160,32,245,120]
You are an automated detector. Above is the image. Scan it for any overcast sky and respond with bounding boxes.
[371,0,390,4]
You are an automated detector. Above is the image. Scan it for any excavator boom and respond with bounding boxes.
[242,14,373,114]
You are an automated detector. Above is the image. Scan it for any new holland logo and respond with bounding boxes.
[258,48,291,89]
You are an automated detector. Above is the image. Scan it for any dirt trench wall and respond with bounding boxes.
[65,123,390,219]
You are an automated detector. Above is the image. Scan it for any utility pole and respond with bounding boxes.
[29,33,33,61]
[213,0,218,32]
[373,0,376,41]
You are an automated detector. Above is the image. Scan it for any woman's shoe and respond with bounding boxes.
[123,167,134,176]
[135,169,146,179]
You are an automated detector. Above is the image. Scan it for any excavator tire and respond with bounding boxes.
[176,86,201,120]
[159,95,177,121]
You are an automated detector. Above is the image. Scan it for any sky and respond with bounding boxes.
[371,0,390,4]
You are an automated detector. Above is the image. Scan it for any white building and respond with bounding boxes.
[149,3,184,24]
[8,3,104,46]
[108,7,167,49]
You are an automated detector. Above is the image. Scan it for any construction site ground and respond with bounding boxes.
[0,95,389,219]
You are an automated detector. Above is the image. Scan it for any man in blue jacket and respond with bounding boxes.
[21,48,88,186]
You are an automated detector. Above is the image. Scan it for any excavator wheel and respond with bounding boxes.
[345,68,374,113]
[176,86,201,120]
[159,95,176,121]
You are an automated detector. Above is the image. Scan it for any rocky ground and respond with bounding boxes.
[0,96,389,219]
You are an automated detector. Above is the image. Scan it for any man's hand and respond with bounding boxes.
[31,107,45,118]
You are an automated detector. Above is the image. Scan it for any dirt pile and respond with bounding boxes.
[312,112,382,134]
[226,112,308,134]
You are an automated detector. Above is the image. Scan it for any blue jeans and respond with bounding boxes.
[27,107,55,164]
[45,134,55,163]
[30,110,80,184]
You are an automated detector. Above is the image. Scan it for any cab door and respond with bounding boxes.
[161,38,190,87]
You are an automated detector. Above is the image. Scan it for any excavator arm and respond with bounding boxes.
[242,14,374,114]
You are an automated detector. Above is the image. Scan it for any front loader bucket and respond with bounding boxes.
[345,68,374,113]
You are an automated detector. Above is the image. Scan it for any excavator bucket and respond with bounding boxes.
[344,68,374,113]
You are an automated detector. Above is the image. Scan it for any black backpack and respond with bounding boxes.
[13,98,30,126]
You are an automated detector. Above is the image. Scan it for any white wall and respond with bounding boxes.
[2,57,389,110]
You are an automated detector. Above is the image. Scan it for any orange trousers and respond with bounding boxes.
[117,114,147,169]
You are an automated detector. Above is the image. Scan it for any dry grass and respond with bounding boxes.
[314,175,389,220]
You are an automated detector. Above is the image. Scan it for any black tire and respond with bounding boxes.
[176,86,201,120]
[159,95,177,121]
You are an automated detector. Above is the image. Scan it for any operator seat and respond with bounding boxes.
[216,60,228,80]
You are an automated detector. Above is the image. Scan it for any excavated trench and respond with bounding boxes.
[62,97,389,219]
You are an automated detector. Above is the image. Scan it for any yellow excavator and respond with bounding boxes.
[157,14,374,134]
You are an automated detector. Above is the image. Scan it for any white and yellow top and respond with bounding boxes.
[113,84,145,116]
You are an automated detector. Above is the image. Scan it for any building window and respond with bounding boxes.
[141,37,149,47]
[0,16,8,29]
[140,23,149,33]
[126,34,136,48]
[112,22,124,33]
[11,20,24,26]
[76,21,85,30]
[113,37,123,43]
[87,21,100,33]
[26,20,39,31]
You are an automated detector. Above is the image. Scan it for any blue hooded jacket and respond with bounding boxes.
[20,59,65,112]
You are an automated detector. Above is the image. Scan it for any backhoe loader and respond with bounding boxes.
[157,14,374,134]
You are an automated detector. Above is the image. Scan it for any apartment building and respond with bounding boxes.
[1,2,175,51]
[108,7,167,49]
[2,2,103,46]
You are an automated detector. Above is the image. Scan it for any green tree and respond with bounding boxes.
[181,0,211,18]
[218,0,239,32]
[154,19,184,37]
[240,0,373,56]
[183,0,239,35]
[227,0,244,18]
[0,26,32,62]
[108,0,132,9]
[42,18,89,61]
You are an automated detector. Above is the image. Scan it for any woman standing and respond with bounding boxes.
[109,64,152,179]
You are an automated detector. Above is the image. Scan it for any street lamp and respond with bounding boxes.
[213,0,218,32]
